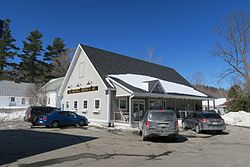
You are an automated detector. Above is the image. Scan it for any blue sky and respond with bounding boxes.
[1,0,250,89]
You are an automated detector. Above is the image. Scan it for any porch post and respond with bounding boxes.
[184,98,186,110]
[174,98,177,112]
[213,99,216,109]
[207,100,210,111]
[193,99,195,111]
[129,95,134,126]
[106,89,112,127]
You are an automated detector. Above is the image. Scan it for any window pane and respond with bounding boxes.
[119,99,127,110]
[83,100,88,109]
[95,100,100,109]
[66,101,69,109]
[74,101,78,109]
[22,98,26,105]
[11,97,15,102]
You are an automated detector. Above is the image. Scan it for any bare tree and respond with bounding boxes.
[190,72,206,86]
[213,12,250,94]
[50,48,74,78]
[26,84,47,106]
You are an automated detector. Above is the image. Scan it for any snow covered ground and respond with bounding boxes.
[0,110,25,122]
[222,111,250,127]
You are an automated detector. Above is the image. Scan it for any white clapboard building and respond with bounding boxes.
[59,44,213,126]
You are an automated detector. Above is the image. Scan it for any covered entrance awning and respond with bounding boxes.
[106,74,214,126]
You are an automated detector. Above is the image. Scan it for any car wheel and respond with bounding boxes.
[32,117,39,126]
[51,121,59,128]
[195,124,200,133]
[138,129,142,135]
[78,120,85,126]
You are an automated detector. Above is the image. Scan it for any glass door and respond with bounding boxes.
[132,100,145,121]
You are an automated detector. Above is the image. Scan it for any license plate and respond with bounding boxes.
[158,124,167,128]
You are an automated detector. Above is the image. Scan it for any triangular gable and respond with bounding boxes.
[148,80,166,94]
[59,45,107,96]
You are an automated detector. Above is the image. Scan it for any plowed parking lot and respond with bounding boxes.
[1,122,250,167]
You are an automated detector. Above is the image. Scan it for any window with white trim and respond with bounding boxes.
[21,98,26,105]
[10,97,15,102]
[119,98,127,110]
[83,100,88,109]
[48,97,50,104]
[66,101,69,109]
[73,100,78,110]
[94,99,100,110]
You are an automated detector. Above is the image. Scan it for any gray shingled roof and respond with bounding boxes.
[81,44,193,89]
[0,80,34,97]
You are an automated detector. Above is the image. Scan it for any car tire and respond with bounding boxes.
[51,121,59,128]
[32,118,38,126]
[138,129,142,135]
[195,124,200,133]
[78,120,85,126]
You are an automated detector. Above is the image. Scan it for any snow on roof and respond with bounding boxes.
[108,74,207,97]
[43,77,65,92]
[202,98,227,107]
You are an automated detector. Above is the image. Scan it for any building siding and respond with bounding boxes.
[61,49,108,122]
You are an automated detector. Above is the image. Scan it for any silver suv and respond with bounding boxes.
[182,112,226,133]
[138,110,179,141]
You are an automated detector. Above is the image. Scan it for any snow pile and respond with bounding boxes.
[108,74,207,97]
[0,106,28,109]
[222,111,250,127]
[0,111,25,122]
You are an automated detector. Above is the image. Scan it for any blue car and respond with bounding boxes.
[38,111,89,128]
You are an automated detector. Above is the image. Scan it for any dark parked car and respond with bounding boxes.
[38,111,89,128]
[182,112,226,133]
[138,110,179,141]
[24,106,60,125]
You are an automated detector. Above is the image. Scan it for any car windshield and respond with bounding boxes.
[149,112,175,121]
[201,113,221,119]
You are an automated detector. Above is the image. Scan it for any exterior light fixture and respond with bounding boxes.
[87,81,93,85]
[67,85,73,88]
[76,83,82,87]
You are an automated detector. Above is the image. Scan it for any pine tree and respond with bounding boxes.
[44,37,68,79]
[44,37,66,61]
[228,85,250,112]
[18,30,44,83]
[0,19,19,80]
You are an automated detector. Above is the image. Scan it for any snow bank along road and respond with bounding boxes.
[1,122,250,167]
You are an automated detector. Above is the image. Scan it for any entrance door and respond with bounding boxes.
[132,100,145,121]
